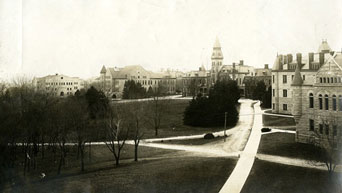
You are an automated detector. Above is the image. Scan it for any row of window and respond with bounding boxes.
[309,119,338,136]
[272,75,306,84]
[272,89,288,97]
[46,82,78,86]
[309,93,342,111]
[318,77,342,84]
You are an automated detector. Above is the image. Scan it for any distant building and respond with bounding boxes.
[33,74,84,97]
[99,65,177,98]
[182,38,256,96]
[272,40,342,146]
[243,64,272,99]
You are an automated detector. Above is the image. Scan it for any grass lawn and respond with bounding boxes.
[258,132,324,161]
[117,99,233,139]
[241,159,342,193]
[262,114,295,127]
[163,136,228,145]
[3,144,237,193]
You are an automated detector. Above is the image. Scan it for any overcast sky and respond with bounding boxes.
[1,0,342,80]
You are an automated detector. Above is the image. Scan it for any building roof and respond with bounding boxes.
[272,55,281,70]
[100,65,107,73]
[214,37,221,48]
[318,40,332,53]
[291,63,303,86]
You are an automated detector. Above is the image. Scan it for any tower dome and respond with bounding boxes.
[318,40,331,53]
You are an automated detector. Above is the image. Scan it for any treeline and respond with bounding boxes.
[0,81,168,184]
[183,80,240,127]
[122,80,168,99]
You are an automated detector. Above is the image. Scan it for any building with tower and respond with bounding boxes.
[211,37,224,84]
[272,40,342,147]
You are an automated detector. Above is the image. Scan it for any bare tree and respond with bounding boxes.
[105,104,129,166]
[127,102,145,161]
[308,116,342,173]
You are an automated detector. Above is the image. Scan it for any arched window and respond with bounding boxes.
[332,95,337,111]
[309,93,314,108]
[323,78,326,83]
[331,77,333,83]
[339,95,342,111]
[319,94,323,110]
[325,94,329,110]
[320,77,322,83]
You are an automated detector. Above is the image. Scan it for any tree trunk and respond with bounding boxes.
[134,144,138,161]
[80,146,84,171]
[88,142,91,162]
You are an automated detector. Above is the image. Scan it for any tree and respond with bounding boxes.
[105,104,129,166]
[122,80,146,99]
[126,102,145,161]
[183,80,239,127]
[146,86,170,136]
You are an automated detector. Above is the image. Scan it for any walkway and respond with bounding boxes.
[256,153,342,172]
[219,101,262,193]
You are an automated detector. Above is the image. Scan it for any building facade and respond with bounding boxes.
[272,40,342,146]
[33,74,84,97]
[98,65,177,98]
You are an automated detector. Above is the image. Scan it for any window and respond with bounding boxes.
[283,104,288,111]
[325,94,329,110]
[303,75,305,81]
[339,95,342,111]
[331,77,333,83]
[327,78,330,83]
[272,89,275,97]
[319,124,323,134]
[319,94,323,109]
[272,103,275,110]
[272,75,275,83]
[325,124,329,135]
[283,89,287,97]
[309,119,314,131]
[291,75,294,80]
[333,125,337,136]
[283,75,287,83]
[323,78,326,83]
[333,95,337,111]
[320,77,322,83]
[309,93,314,108]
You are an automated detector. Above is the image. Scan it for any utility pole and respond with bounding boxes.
[224,112,227,141]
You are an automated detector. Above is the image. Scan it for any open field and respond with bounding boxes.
[2,144,237,193]
[258,132,324,161]
[262,113,296,127]
[241,159,342,193]
[114,99,233,139]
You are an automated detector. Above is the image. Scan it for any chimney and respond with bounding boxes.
[264,64,269,69]
[296,53,302,65]
[287,54,293,63]
[319,52,325,66]
[308,53,314,64]
[283,55,288,64]
[239,60,244,66]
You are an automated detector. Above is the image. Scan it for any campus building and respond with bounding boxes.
[99,65,178,98]
[182,38,256,96]
[272,40,342,146]
[33,74,84,97]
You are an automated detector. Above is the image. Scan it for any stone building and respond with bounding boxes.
[99,65,177,98]
[272,40,333,115]
[33,74,84,97]
[243,64,272,99]
[272,40,342,146]
[182,38,255,96]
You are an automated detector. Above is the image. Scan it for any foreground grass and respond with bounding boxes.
[262,113,295,127]
[2,144,237,193]
[241,159,342,193]
[3,146,237,193]
[258,133,324,161]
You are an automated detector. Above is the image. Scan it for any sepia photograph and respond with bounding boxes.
[0,0,341,192]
